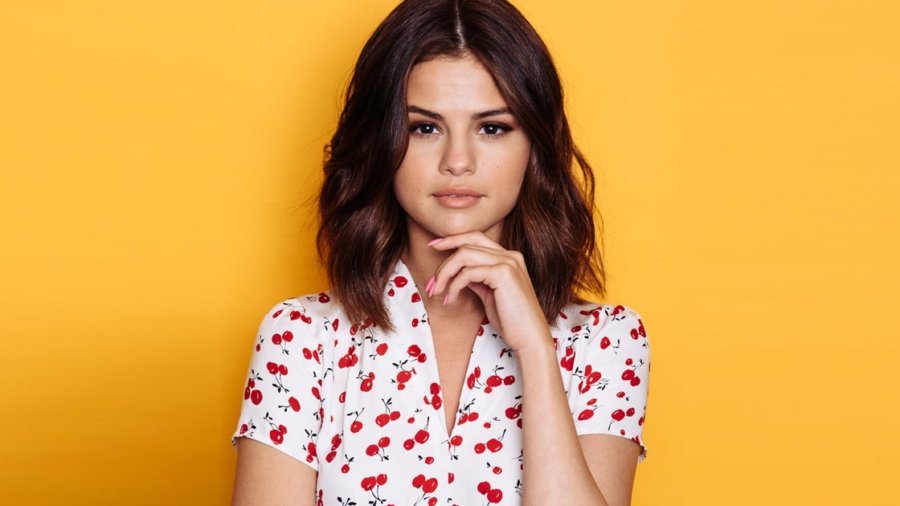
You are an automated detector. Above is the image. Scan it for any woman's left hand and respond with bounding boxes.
[425,231,552,354]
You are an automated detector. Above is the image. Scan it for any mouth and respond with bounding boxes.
[432,188,483,208]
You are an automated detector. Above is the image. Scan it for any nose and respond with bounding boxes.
[439,132,475,176]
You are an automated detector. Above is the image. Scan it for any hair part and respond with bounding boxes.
[317,0,606,332]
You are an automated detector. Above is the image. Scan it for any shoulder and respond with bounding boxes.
[552,300,650,365]
[257,290,349,344]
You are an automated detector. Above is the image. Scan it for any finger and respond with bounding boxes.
[428,231,504,251]
[442,263,519,305]
[430,246,517,297]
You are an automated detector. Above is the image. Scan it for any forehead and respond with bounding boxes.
[405,54,507,110]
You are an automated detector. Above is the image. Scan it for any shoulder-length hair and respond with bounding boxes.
[317,0,606,332]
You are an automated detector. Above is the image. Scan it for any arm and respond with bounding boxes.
[518,341,641,506]
[232,438,318,506]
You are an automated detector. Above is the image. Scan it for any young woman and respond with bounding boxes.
[231,1,650,505]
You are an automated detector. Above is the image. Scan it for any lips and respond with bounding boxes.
[433,188,483,198]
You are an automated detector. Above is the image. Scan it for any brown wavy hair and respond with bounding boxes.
[317,0,606,332]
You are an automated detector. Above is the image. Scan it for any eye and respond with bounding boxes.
[410,122,439,136]
[480,123,511,136]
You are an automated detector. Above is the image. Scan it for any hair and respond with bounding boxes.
[317,0,606,332]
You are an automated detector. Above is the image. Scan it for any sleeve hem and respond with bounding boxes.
[575,428,648,464]
[231,432,320,472]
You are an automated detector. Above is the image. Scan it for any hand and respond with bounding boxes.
[424,231,553,353]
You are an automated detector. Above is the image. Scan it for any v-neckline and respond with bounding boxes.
[393,257,484,441]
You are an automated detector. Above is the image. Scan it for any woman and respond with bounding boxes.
[231,1,650,505]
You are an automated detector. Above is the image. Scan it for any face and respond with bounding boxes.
[393,53,531,245]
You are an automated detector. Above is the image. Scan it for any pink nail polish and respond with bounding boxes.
[443,293,449,305]
[425,276,435,295]
[427,238,443,247]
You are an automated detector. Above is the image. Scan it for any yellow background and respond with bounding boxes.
[1,1,897,504]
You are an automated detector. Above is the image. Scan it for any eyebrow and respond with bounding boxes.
[407,105,513,121]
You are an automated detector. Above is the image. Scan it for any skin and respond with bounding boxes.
[232,52,642,506]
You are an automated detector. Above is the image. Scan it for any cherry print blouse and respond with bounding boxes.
[231,258,650,505]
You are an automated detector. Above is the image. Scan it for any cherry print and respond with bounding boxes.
[394,275,408,288]
[477,481,491,494]
[412,474,425,488]
[233,284,649,504]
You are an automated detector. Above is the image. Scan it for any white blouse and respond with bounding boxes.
[232,258,650,505]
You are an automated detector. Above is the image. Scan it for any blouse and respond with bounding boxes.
[231,258,650,505]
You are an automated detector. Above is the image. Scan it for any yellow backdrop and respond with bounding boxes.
[1,1,897,504]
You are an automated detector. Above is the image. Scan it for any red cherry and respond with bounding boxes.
[376,473,387,485]
[422,477,438,494]
[616,391,626,398]
[428,497,438,506]
[326,450,336,463]
[239,423,248,435]
[302,348,312,359]
[388,288,395,296]
[477,481,491,494]
[474,443,486,454]
[398,370,412,383]
[250,390,262,405]
[361,476,376,491]
[331,318,339,332]
[425,456,434,464]
[272,334,282,345]
[412,318,419,327]
[626,407,636,417]
[484,386,493,394]
[630,376,641,386]
[611,409,626,421]
[375,414,390,427]
[278,364,288,375]
[599,337,610,349]
[404,438,415,450]
[468,412,479,422]
[492,466,502,474]
[408,345,422,357]
[366,444,379,456]
[244,386,251,400]
[307,442,317,457]
[390,410,400,420]
[266,362,278,374]
[467,374,476,389]
[505,407,519,419]
[394,276,408,287]
[351,420,363,433]
[448,472,455,483]
[341,464,350,473]
[503,375,515,385]
[288,397,300,411]
[376,343,388,355]
[431,395,442,410]
[412,474,425,488]
[417,353,427,363]
[578,409,594,420]
[378,436,390,448]
[269,429,283,445]
[318,293,330,303]
[361,379,373,392]
[412,292,421,303]
[487,488,503,503]
[625,358,634,366]
[415,429,430,444]
[450,435,462,446]
[486,375,502,388]
[474,366,482,378]
[486,438,502,452]
[408,416,415,423]
[430,383,441,395]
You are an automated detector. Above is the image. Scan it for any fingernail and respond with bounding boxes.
[442,293,449,305]
[427,238,443,247]
[425,276,435,295]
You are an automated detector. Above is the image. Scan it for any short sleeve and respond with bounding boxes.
[230,299,325,471]
[569,304,650,463]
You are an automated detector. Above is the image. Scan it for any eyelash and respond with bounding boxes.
[409,122,512,138]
